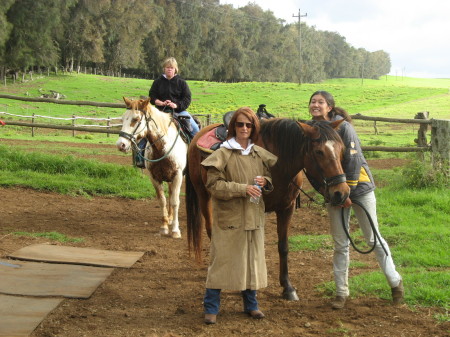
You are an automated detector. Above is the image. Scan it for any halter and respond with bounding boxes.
[306,138,388,256]
[119,108,181,163]
[308,137,347,196]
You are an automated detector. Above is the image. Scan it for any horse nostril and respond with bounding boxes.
[334,191,342,200]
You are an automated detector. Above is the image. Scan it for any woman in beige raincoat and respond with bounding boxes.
[201,107,277,325]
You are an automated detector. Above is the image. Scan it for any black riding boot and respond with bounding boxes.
[178,116,193,139]
[135,138,147,168]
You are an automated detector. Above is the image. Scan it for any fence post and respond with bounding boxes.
[72,115,75,137]
[107,116,110,138]
[431,119,450,168]
[414,111,429,160]
[32,113,35,137]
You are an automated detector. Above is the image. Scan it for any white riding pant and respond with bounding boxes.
[326,191,402,297]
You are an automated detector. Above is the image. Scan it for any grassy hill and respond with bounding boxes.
[1,73,449,121]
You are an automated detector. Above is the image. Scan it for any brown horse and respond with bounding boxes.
[185,118,350,300]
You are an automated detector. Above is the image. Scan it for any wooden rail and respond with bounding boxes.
[0,94,443,155]
[3,120,121,134]
[0,94,125,108]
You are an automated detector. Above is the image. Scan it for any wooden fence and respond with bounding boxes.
[1,94,449,160]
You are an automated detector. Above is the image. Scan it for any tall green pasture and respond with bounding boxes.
[1,73,449,121]
[0,144,154,198]
[1,74,448,150]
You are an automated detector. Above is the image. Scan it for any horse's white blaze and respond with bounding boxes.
[325,140,337,160]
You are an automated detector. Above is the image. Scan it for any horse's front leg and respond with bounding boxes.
[150,177,170,236]
[276,206,299,301]
[167,170,183,239]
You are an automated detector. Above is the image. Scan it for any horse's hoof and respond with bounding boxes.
[160,228,169,236]
[282,290,299,301]
[171,231,181,239]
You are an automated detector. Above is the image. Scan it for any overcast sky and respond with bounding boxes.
[221,0,450,79]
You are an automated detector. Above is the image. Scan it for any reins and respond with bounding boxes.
[303,137,388,256]
[119,108,183,163]
[341,200,389,256]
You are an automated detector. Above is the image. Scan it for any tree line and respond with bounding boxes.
[0,0,391,83]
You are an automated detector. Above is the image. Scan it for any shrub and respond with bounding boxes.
[401,157,449,188]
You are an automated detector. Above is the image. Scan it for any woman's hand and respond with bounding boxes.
[340,197,352,208]
[167,101,177,109]
[246,184,262,198]
[254,176,266,188]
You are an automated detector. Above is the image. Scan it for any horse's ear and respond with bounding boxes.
[123,97,132,107]
[298,122,319,139]
[331,119,345,130]
[141,98,150,110]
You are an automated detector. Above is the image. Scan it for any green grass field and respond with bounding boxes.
[0,74,449,315]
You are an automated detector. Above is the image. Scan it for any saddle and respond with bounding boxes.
[162,108,201,143]
[197,105,274,154]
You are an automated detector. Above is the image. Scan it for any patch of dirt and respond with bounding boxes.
[0,140,447,337]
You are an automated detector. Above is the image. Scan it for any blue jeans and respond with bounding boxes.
[204,289,259,314]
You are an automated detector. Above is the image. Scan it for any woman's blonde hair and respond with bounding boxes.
[162,57,179,74]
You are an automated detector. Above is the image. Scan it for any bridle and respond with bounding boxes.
[307,137,347,199]
[304,138,388,256]
[289,137,346,207]
[119,108,181,163]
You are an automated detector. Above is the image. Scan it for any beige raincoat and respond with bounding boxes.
[201,145,277,290]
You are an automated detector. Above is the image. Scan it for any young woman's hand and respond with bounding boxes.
[340,197,352,208]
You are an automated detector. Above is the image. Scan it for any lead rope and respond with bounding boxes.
[341,199,389,256]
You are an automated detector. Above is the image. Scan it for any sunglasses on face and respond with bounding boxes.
[236,122,253,128]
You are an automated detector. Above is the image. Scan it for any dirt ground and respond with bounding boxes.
[0,140,448,337]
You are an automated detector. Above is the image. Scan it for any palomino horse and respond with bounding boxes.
[116,97,188,238]
[186,118,350,300]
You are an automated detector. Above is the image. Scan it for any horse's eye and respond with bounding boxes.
[131,117,140,123]
[314,150,324,157]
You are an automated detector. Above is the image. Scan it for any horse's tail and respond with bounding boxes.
[185,160,203,262]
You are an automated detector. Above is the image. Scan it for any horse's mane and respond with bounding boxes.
[260,118,343,173]
[260,118,307,173]
[305,119,343,143]
[143,103,172,135]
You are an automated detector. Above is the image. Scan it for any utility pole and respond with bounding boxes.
[293,8,307,85]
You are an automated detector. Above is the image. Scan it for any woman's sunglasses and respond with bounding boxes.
[236,122,253,128]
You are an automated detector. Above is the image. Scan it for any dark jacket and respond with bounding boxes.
[149,74,191,113]
[308,115,375,199]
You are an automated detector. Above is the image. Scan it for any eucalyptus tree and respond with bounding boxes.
[251,13,286,82]
[102,0,158,74]
[299,24,326,83]
[173,0,204,79]
[61,0,109,72]
[366,50,390,79]
[320,31,353,79]
[5,0,69,72]
[0,0,14,79]
[143,0,178,78]
[0,0,14,59]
